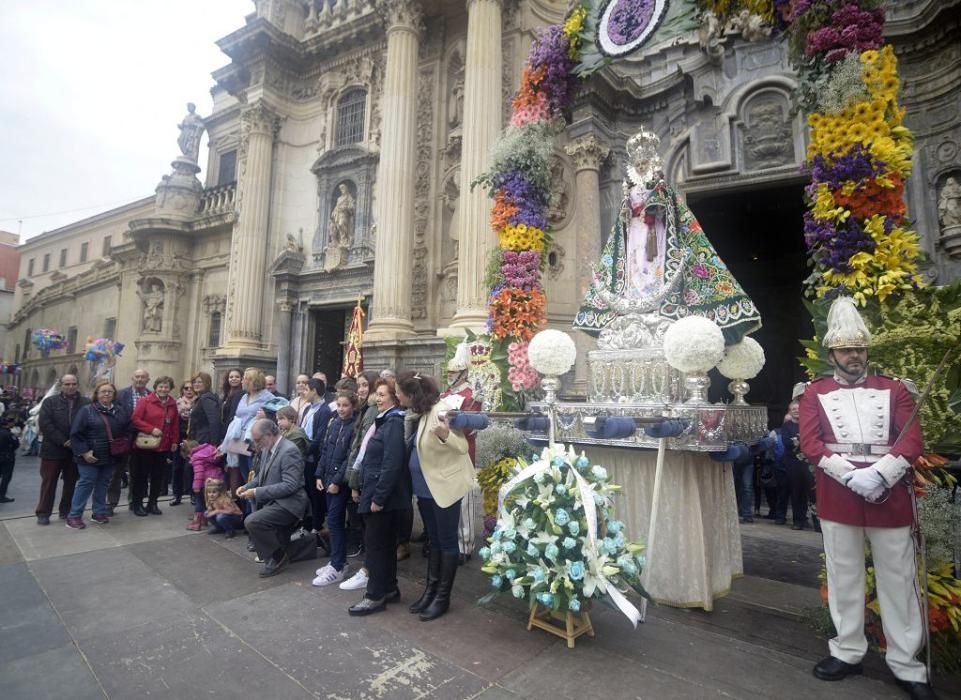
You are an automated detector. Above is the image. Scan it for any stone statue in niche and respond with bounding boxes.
[325,182,356,272]
[938,176,961,228]
[546,155,570,226]
[742,100,793,170]
[177,103,205,163]
[139,280,165,333]
[448,69,464,130]
[442,175,460,264]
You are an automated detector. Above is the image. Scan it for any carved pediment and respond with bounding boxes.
[311,144,377,172]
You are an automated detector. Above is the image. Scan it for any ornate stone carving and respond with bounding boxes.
[138,278,165,333]
[286,229,305,254]
[176,103,205,163]
[565,135,610,172]
[241,101,281,140]
[378,0,423,33]
[938,174,961,259]
[546,242,566,281]
[202,294,226,315]
[741,98,793,170]
[411,65,434,321]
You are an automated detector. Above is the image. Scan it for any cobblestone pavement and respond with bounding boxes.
[1,454,958,699]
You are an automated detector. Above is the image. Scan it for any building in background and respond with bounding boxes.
[3,0,959,413]
[0,231,20,382]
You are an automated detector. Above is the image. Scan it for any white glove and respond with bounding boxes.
[862,485,886,503]
[872,453,910,487]
[843,466,886,498]
[819,454,856,485]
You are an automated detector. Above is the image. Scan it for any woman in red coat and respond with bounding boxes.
[130,376,180,516]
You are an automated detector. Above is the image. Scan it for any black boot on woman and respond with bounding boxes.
[419,553,458,621]
[409,549,441,614]
[132,500,148,517]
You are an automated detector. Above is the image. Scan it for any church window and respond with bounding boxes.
[208,311,222,348]
[103,318,116,340]
[42,253,50,273]
[335,89,366,147]
[80,242,89,263]
[27,258,34,276]
[102,236,112,256]
[66,327,78,354]
[218,150,237,185]
[59,248,67,267]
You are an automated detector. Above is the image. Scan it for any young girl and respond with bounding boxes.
[276,406,309,459]
[204,478,244,538]
[312,390,357,587]
[185,440,224,531]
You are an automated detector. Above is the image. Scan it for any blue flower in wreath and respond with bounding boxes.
[606,519,624,534]
[601,254,613,266]
[552,456,566,467]
[504,527,516,541]
[575,455,590,469]
[492,575,504,589]
[568,560,586,581]
[533,567,547,584]
[603,538,618,555]
[479,547,491,560]
[636,553,647,568]
[527,543,539,558]
[593,494,606,506]
[617,555,637,576]
[503,541,517,554]
[614,532,626,549]
[555,484,567,495]
[491,526,502,540]
[545,543,559,561]
[568,598,581,612]
[591,465,608,481]
[568,521,580,536]
[490,541,502,554]
[512,585,525,598]
[536,592,554,607]
[554,509,570,526]
[505,568,516,581]
[523,518,536,531]
[562,536,576,550]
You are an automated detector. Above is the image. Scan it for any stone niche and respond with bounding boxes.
[737,89,797,172]
[310,145,378,267]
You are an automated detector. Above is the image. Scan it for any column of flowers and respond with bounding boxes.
[476,8,589,407]
[781,0,922,306]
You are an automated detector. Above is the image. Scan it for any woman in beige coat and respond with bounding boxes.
[395,371,474,621]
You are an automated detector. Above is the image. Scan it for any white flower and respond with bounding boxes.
[528,329,577,376]
[663,316,725,373]
[716,336,765,380]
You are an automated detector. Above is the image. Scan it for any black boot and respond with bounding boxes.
[147,501,162,515]
[419,553,458,621]
[132,501,148,517]
[409,549,441,614]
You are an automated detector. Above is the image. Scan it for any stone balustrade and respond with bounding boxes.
[198,182,237,217]
[304,0,374,36]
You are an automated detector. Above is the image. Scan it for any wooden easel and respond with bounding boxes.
[527,604,595,649]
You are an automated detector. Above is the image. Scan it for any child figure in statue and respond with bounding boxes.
[573,127,761,347]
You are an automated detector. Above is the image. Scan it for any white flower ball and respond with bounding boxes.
[528,329,577,376]
[716,336,765,380]
[662,316,725,373]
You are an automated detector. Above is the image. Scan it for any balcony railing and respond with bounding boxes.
[199,182,237,217]
[304,0,375,37]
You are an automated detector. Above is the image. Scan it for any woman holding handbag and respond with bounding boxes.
[130,377,180,516]
[65,382,131,529]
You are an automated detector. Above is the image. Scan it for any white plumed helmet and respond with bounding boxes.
[822,296,871,349]
[447,341,470,372]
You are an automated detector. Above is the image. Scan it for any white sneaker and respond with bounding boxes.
[312,566,346,587]
[315,563,333,577]
[339,568,368,590]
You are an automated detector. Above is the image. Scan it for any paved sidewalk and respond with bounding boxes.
[1,454,958,699]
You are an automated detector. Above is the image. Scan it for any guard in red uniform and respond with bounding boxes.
[440,342,482,562]
[798,297,934,700]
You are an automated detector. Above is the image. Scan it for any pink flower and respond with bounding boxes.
[691,263,710,279]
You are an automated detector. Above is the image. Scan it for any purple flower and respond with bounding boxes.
[606,0,656,45]
[527,26,577,113]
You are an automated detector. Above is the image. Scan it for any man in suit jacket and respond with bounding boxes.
[238,419,308,577]
[108,368,151,513]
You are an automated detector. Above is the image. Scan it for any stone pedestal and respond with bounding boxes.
[566,135,609,396]
[155,158,203,220]
[224,102,280,350]
[366,0,422,341]
[449,0,503,332]
[941,224,961,259]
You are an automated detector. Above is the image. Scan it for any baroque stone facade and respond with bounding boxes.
[5,0,959,397]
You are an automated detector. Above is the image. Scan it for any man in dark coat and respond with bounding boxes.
[35,375,90,524]
[107,368,151,513]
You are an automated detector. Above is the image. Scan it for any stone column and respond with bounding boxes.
[224,101,280,350]
[565,135,609,393]
[274,301,293,394]
[365,0,422,341]
[449,0,503,331]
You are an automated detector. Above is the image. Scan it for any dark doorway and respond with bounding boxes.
[312,308,347,382]
[687,182,812,426]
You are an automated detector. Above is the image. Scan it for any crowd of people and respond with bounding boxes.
[7,354,483,620]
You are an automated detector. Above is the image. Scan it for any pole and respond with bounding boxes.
[639,436,667,622]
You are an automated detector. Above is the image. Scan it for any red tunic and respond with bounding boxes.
[799,374,922,528]
[440,383,482,465]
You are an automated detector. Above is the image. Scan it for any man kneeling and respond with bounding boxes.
[238,419,307,578]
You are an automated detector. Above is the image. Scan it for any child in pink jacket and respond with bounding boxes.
[185,441,224,531]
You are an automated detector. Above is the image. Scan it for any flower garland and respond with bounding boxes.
[474,7,591,409]
[478,445,650,618]
[782,1,922,306]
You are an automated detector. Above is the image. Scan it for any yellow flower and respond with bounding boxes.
[860,49,880,65]
[847,123,869,142]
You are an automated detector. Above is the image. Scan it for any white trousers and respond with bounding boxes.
[457,486,477,556]
[820,519,927,682]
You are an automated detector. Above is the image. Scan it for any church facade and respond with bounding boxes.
[4,0,959,405]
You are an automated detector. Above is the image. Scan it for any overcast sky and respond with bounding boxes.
[0,1,250,240]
